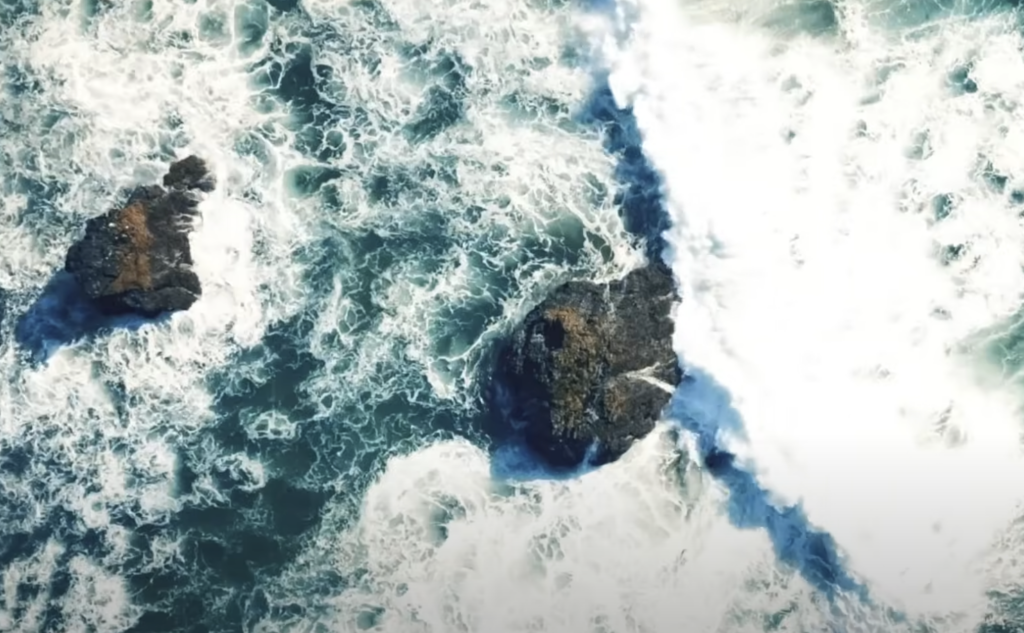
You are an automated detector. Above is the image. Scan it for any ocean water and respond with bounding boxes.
[2,0,1024,631]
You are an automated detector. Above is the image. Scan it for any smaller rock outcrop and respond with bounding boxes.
[65,156,213,317]
[494,260,682,469]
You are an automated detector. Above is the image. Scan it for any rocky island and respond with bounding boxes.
[65,156,214,317]
[494,260,682,469]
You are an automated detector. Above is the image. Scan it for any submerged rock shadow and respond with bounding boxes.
[487,69,874,604]
[581,68,874,604]
[14,272,165,363]
[580,77,672,261]
[669,374,870,601]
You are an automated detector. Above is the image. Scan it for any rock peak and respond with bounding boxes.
[163,155,216,192]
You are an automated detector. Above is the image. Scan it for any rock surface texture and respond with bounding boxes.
[496,261,682,469]
[65,156,214,317]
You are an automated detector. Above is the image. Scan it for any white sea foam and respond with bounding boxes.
[295,0,639,407]
[0,0,641,628]
[282,428,831,633]
[599,0,1024,618]
[9,0,1024,629]
[265,0,1024,630]
[0,1,310,628]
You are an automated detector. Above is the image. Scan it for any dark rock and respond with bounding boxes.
[495,260,682,469]
[65,156,214,317]
[163,155,216,192]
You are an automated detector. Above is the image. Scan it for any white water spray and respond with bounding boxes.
[600,0,1024,616]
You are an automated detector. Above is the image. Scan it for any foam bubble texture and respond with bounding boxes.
[601,0,1024,619]
[0,0,640,628]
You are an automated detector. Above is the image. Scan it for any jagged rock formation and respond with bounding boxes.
[65,156,213,317]
[494,260,682,469]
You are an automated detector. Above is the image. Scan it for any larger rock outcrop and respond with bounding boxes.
[494,261,682,469]
[65,156,214,317]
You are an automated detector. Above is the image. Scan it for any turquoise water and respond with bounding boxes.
[2,0,1024,631]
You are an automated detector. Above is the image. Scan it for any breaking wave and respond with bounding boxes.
[3,0,1024,631]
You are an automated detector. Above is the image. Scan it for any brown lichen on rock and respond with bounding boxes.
[543,306,605,438]
[107,202,154,294]
[495,260,682,469]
